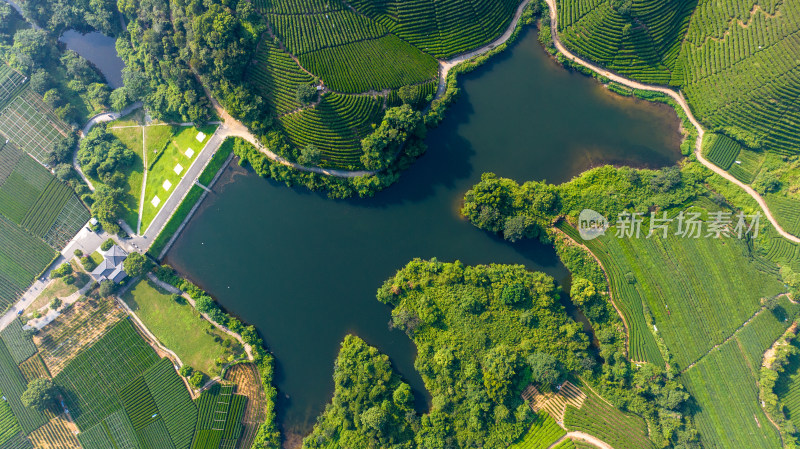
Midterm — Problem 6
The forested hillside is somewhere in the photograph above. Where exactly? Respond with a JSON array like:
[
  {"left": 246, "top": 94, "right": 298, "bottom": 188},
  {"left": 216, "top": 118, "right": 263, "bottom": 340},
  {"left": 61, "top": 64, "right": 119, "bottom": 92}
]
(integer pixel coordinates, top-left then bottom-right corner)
[{"left": 113, "top": 0, "right": 527, "bottom": 172}]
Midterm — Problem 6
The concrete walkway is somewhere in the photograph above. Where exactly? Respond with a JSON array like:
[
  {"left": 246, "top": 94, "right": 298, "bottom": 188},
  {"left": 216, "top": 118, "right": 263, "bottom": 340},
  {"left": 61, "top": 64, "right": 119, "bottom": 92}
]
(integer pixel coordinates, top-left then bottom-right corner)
[
  {"left": 127, "top": 126, "right": 224, "bottom": 250},
  {"left": 542, "top": 0, "right": 800, "bottom": 244},
  {"left": 0, "top": 227, "right": 108, "bottom": 331},
  {"left": 80, "top": 102, "right": 144, "bottom": 137}
]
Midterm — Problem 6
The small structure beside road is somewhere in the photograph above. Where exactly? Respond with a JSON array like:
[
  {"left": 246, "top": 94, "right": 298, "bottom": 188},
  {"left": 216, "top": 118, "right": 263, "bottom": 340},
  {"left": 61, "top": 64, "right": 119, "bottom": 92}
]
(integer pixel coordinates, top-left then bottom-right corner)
[{"left": 90, "top": 245, "right": 129, "bottom": 283}]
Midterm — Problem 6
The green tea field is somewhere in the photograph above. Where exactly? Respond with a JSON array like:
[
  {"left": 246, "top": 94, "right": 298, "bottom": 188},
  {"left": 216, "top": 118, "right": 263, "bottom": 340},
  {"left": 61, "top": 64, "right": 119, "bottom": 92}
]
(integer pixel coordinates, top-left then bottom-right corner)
[
  {"left": 0, "top": 143, "right": 89, "bottom": 311},
  {"left": 563, "top": 208, "right": 786, "bottom": 369}
]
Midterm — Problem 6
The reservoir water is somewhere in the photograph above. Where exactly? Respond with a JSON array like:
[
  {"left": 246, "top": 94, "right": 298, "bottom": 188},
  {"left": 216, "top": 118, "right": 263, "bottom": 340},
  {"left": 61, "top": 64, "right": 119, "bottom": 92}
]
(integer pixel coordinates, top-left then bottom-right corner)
[
  {"left": 59, "top": 30, "right": 125, "bottom": 88},
  {"left": 166, "top": 28, "right": 682, "bottom": 440}
]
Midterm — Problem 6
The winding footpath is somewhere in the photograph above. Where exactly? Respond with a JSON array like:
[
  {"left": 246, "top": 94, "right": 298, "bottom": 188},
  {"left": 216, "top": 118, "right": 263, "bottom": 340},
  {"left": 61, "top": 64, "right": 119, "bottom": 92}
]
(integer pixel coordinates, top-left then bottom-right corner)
[
  {"left": 74, "top": 102, "right": 144, "bottom": 191},
  {"left": 547, "top": 432, "right": 614, "bottom": 449},
  {"left": 195, "top": 77, "right": 375, "bottom": 178},
  {"left": 436, "top": 0, "right": 531, "bottom": 97},
  {"left": 543, "top": 0, "right": 800, "bottom": 244}
]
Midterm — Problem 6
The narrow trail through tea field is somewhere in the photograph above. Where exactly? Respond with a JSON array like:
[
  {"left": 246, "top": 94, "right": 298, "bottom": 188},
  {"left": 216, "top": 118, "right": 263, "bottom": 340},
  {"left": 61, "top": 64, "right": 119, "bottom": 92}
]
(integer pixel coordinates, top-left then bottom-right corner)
[
  {"left": 543, "top": 0, "right": 800, "bottom": 243},
  {"left": 547, "top": 432, "right": 614, "bottom": 449}
]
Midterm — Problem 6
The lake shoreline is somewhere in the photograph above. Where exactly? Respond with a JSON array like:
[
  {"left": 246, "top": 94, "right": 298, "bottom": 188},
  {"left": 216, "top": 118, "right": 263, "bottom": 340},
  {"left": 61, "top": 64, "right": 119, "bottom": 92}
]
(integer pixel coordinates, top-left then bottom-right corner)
[{"left": 165, "top": 25, "right": 682, "bottom": 439}]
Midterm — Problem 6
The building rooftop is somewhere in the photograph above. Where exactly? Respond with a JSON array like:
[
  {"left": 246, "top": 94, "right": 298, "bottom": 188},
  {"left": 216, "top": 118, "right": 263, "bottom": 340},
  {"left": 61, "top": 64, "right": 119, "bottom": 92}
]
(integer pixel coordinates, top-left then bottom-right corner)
[{"left": 90, "top": 245, "right": 128, "bottom": 283}]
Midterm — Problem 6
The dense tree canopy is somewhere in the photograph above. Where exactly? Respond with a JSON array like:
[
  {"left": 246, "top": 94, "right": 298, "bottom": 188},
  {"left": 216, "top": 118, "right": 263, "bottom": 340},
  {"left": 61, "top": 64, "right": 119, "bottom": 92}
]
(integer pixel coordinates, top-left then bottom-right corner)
[
  {"left": 0, "top": 3, "right": 15, "bottom": 45},
  {"left": 116, "top": 0, "right": 211, "bottom": 123},
  {"left": 21, "top": 0, "right": 119, "bottom": 35},
  {"left": 463, "top": 165, "right": 704, "bottom": 244},
  {"left": 303, "top": 336, "right": 417, "bottom": 449},
  {"left": 123, "top": 252, "right": 152, "bottom": 278},
  {"left": 77, "top": 126, "right": 135, "bottom": 182},
  {"left": 462, "top": 165, "right": 708, "bottom": 448},
  {"left": 376, "top": 259, "right": 589, "bottom": 448},
  {"left": 21, "top": 379, "right": 58, "bottom": 412},
  {"left": 5, "top": 24, "right": 109, "bottom": 126},
  {"left": 91, "top": 185, "right": 125, "bottom": 234},
  {"left": 361, "top": 105, "right": 427, "bottom": 171},
  {"left": 7, "top": 28, "right": 55, "bottom": 73},
  {"left": 462, "top": 173, "right": 560, "bottom": 243}
]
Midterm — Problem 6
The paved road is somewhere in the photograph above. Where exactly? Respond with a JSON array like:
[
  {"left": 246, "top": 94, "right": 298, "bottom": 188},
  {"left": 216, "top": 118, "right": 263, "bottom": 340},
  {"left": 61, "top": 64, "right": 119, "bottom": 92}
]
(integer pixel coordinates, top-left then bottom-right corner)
[
  {"left": 543, "top": 0, "right": 800, "bottom": 244},
  {"left": 80, "top": 102, "right": 143, "bottom": 136},
  {"left": 126, "top": 126, "right": 225, "bottom": 251},
  {"left": 0, "top": 227, "right": 108, "bottom": 330}
]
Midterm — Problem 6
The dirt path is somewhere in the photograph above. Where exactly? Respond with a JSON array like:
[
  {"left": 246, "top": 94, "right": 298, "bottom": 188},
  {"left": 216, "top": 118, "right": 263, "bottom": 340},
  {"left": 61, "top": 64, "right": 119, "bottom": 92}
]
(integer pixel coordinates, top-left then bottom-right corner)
[
  {"left": 436, "top": 0, "right": 531, "bottom": 98},
  {"left": 680, "top": 298, "right": 786, "bottom": 373},
  {"left": 547, "top": 432, "right": 615, "bottom": 449},
  {"left": 193, "top": 70, "right": 376, "bottom": 178},
  {"left": 147, "top": 273, "right": 254, "bottom": 362},
  {"left": 759, "top": 322, "right": 798, "bottom": 443},
  {"left": 553, "top": 226, "right": 633, "bottom": 360},
  {"left": 543, "top": 0, "right": 800, "bottom": 244}
]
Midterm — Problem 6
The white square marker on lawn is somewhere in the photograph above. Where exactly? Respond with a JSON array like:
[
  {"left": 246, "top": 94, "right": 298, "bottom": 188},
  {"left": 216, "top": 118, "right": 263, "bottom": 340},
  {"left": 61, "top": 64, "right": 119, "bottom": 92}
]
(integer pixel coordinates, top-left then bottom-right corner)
[
  {"left": 174, "top": 163, "right": 184, "bottom": 175},
  {"left": 185, "top": 148, "right": 194, "bottom": 158},
  {"left": 196, "top": 132, "right": 206, "bottom": 142},
  {"left": 162, "top": 180, "right": 172, "bottom": 191},
  {"left": 151, "top": 196, "right": 161, "bottom": 207}
]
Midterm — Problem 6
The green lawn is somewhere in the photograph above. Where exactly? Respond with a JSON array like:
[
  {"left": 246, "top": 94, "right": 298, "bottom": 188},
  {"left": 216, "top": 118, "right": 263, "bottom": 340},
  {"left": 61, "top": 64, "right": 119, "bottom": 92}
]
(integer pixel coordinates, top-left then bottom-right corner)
[
  {"left": 95, "top": 126, "right": 144, "bottom": 229},
  {"left": 111, "top": 108, "right": 145, "bottom": 127},
  {"left": 89, "top": 251, "right": 103, "bottom": 266},
  {"left": 140, "top": 125, "right": 217, "bottom": 233},
  {"left": 197, "top": 138, "right": 233, "bottom": 186},
  {"left": 144, "top": 125, "right": 175, "bottom": 160},
  {"left": 121, "top": 278, "right": 237, "bottom": 377},
  {"left": 172, "top": 125, "right": 218, "bottom": 156}
]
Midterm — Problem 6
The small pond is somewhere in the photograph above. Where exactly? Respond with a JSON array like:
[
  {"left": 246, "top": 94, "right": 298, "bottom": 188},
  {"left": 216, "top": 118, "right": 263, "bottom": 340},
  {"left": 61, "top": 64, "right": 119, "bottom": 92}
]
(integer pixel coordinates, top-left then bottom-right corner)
[{"left": 59, "top": 30, "right": 125, "bottom": 88}]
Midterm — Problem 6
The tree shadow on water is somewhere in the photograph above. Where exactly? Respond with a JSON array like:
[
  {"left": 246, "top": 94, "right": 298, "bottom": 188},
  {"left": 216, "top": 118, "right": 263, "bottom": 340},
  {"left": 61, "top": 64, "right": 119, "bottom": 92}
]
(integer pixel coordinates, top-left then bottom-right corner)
[{"left": 356, "top": 98, "right": 480, "bottom": 208}]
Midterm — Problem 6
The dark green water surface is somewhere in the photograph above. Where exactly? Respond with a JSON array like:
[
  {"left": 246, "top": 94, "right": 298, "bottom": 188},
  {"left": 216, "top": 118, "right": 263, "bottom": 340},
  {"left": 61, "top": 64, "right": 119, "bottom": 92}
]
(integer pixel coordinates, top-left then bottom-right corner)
[{"left": 166, "top": 28, "right": 681, "bottom": 437}]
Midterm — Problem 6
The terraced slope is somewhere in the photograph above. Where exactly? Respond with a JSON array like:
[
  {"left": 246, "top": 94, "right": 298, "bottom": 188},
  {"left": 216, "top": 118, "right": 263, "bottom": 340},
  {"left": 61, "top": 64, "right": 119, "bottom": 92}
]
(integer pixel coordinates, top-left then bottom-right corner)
[
  {"left": 253, "top": 0, "right": 438, "bottom": 93},
  {"left": 679, "top": 0, "right": 800, "bottom": 156},
  {"left": 558, "top": 208, "right": 785, "bottom": 369},
  {"left": 557, "top": 0, "right": 800, "bottom": 156},
  {"left": 278, "top": 93, "right": 384, "bottom": 167},
  {"left": 348, "top": 0, "right": 524, "bottom": 58},
  {"left": 246, "top": 0, "right": 524, "bottom": 168},
  {"left": 556, "top": 0, "right": 695, "bottom": 85}
]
